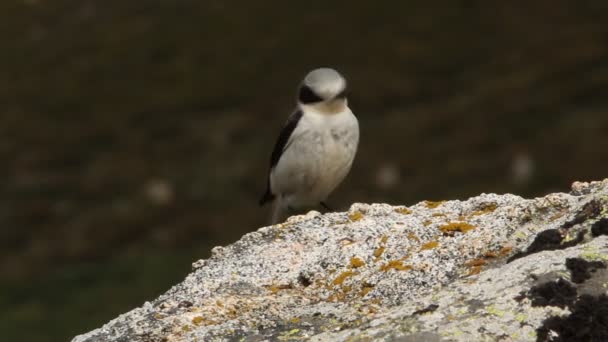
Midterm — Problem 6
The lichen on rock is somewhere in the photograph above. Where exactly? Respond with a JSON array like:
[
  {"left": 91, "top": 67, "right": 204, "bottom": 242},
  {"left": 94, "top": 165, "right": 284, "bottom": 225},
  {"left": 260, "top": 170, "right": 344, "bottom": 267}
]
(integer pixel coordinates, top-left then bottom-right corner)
[{"left": 73, "top": 179, "right": 608, "bottom": 342}]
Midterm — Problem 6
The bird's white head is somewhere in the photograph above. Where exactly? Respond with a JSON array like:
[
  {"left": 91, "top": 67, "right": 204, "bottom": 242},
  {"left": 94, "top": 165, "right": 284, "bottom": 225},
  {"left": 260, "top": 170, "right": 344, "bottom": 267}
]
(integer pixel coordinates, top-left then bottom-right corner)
[{"left": 297, "top": 68, "right": 348, "bottom": 114}]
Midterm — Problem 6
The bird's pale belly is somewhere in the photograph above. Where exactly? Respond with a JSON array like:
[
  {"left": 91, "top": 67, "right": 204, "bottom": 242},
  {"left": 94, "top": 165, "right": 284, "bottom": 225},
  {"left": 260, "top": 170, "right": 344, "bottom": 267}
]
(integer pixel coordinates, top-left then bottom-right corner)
[
  {"left": 271, "top": 128, "right": 358, "bottom": 208},
  {"left": 306, "top": 141, "right": 352, "bottom": 200}
]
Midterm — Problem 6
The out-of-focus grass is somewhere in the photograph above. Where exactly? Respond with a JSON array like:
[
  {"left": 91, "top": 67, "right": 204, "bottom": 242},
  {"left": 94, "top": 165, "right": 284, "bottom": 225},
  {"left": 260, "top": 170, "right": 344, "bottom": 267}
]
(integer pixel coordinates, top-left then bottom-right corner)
[{"left": 0, "top": 246, "right": 210, "bottom": 342}]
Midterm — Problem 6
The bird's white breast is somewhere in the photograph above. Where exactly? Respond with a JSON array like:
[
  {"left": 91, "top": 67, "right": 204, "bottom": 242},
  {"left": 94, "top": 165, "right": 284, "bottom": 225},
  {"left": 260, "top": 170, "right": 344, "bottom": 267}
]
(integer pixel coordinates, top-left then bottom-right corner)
[{"left": 270, "top": 107, "right": 359, "bottom": 208}]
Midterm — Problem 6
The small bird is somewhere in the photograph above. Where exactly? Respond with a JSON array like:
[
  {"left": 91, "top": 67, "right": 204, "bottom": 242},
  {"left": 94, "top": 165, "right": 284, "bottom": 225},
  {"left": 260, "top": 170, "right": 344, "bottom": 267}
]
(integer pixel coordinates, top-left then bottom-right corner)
[{"left": 260, "top": 68, "right": 359, "bottom": 224}]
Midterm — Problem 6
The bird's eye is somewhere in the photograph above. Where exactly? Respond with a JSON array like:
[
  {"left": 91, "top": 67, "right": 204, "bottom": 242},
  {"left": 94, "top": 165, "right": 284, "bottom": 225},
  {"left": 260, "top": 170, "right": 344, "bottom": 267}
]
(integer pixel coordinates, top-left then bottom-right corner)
[
  {"left": 335, "top": 89, "right": 348, "bottom": 99},
  {"left": 299, "top": 85, "right": 324, "bottom": 104}
]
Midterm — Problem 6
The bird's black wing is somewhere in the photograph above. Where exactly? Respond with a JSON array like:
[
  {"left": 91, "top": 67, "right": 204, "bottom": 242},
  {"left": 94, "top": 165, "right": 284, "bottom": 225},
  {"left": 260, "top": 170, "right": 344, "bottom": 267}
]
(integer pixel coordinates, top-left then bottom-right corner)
[{"left": 259, "top": 109, "right": 303, "bottom": 206}]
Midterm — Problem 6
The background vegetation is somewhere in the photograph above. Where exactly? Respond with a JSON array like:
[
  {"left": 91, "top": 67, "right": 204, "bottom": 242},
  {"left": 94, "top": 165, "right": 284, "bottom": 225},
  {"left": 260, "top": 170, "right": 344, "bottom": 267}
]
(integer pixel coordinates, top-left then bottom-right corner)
[{"left": 1, "top": 1, "right": 607, "bottom": 340}]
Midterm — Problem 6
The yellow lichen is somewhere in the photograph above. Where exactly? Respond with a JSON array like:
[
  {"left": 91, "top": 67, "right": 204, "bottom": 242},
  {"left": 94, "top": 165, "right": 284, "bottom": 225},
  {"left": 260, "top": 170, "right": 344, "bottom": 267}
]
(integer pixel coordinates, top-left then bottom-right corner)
[
  {"left": 349, "top": 211, "right": 364, "bottom": 221},
  {"left": 420, "top": 241, "right": 439, "bottom": 250},
  {"left": 286, "top": 329, "right": 300, "bottom": 336},
  {"left": 192, "top": 316, "right": 216, "bottom": 326},
  {"left": 339, "top": 238, "right": 355, "bottom": 247},
  {"left": 380, "top": 235, "right": 389, "bottom": 244},
  {"left": 431, "top": 212, "right": 446, "bottom": 217},
  {"left": 407, "top": 232, "right": 420, "bottom": 242},
  {"left": 328, "top": 292, "right": 347, "bottom": 302},
  {"left": 350, "top": 257, "right": 365, "bottom": 268},
  {"left": 395, "top": 207, "right": 412, "bottom": 215},
  {"left": 424, "top": 200, "right": 446, "bottom": 209},
  {"left": 333, "top": 271, "right": 356, "bottom": 285},
  {"left": 439, "top": 222, "right": 476, "bottom": 234},
  {"left": 373, "top": 246, "right": 385, "bottom": 258},
  {"left": 483, "top": 246, "right": 513, "bottom": 259},
  {"left": 368, "top": 298, "right": 382, "bottom": 305},
  {"left": 360, "top": 286, "right": 374, "bottom": 297},
  {"left": 580, "top": 251, "right": 608, "bottom": 262},
  {"left": 499, "top": 246, "right": 513, "bottom": 256},
  {"left": 483, "top": 251, "right": 498, "bottom": 258},
  {"left": 465, "top": 258, "right": 486, "bottom": 267},
  {"left": 467, "top": 265, "right": 482, "bottom": 276},
  {"left": 486, "top": 305, "right": 505, "bottom": 317},
  {"left": 423, "top": 220, "right": 432, "bottom": 226},
  {"left": 181, "top": 325, "right": 193, "bottom": 332},
  {"left": 471, "top": 203, "right": 498, "bottom": 216},
  {"left": 289, "top": 317, "right": 301, "bottom": 324},
  {"left": 549, "top": 211, "right": 567, "bottom": 222},
  {"left": 365, "top": 306, "right": 378, "bottom": 315},
  {"left": 267, "top": 284, "right": 292, "bottom": 293},
  {"left": 380, "top": 260, "right": 413, "bottom": 272},
  {"left": 227, "top": 309, "right": 238, "bottom": 319}
]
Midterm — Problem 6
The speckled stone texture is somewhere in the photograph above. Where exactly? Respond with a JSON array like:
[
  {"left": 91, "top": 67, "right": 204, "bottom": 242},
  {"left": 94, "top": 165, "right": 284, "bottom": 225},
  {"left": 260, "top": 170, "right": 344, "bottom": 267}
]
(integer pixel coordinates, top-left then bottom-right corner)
[{"left": 73, "top": 179, "right": 608, "bottom": 342}]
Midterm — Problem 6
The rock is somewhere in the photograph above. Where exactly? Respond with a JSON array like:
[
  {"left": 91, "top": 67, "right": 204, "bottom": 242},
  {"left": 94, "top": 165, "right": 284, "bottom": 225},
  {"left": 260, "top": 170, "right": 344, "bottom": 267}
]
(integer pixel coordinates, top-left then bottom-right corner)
[{"left": 72, "top": 179, "right": 608, "bottom": 342}]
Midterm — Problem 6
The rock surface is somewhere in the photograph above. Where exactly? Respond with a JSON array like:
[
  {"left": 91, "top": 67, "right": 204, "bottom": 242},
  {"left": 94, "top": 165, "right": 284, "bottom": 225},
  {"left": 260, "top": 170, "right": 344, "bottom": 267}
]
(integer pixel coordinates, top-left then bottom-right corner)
[{"left": 73, "top": 180, "right": 608, "bottom": 342}]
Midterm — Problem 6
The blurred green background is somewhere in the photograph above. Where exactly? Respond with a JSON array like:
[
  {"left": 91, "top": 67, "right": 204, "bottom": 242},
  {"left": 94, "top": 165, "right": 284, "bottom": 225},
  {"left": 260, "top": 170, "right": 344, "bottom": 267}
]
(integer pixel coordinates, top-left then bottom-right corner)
[{"left": 1, "top": 1, "right": 607, "bottom": 341}]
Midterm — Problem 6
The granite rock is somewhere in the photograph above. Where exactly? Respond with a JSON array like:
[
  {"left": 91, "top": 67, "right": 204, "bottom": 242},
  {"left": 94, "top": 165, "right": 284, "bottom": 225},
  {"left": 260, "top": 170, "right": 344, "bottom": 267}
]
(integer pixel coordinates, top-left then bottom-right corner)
[{"left": 73, "top": 179, "right": 608, "bottom": 341}]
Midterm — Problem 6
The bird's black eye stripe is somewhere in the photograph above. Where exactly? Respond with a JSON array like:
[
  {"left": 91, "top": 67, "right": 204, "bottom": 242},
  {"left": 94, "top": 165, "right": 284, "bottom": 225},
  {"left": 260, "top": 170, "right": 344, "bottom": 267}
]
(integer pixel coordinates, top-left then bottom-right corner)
[
  {"left": 299, "top": 85, "right": 324, "bottom": 104},
  {"left": 335, "top": 89, "right": 347, "bottom": 99}
]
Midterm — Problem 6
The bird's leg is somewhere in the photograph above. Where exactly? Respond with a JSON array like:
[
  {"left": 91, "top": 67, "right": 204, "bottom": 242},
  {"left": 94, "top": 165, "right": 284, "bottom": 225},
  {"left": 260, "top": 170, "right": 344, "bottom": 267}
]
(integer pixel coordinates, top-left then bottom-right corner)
[{"left": 320, "top": 201, "right": 333, "bottom": 212}]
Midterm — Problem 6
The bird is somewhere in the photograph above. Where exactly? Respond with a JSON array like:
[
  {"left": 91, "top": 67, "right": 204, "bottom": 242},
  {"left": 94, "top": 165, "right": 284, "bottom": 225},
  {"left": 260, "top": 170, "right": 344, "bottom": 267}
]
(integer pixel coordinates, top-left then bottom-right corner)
[{"left": 259, "top": 67, "right": 359, "bottom": 224}]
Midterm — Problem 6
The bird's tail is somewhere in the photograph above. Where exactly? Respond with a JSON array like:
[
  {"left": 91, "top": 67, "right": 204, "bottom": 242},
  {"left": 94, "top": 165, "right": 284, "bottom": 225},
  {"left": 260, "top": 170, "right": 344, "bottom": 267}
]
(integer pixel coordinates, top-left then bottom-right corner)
[
  {"left": 259, "top": 179, "right": 275, "bottom": 206},
  {"left": 270, "top": 199, "right": 287, "bottom": 225}
]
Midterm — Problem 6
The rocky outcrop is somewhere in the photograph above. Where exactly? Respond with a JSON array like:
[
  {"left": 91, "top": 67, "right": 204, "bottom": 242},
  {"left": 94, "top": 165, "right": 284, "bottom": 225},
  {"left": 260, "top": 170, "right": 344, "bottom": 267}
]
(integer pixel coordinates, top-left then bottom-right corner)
[{"left": 73, "top": 180, "right": 608, "bottom": 341}]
